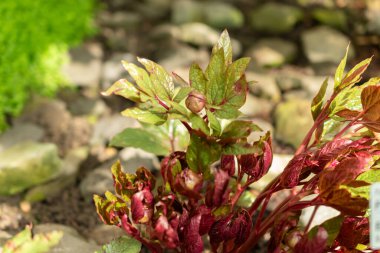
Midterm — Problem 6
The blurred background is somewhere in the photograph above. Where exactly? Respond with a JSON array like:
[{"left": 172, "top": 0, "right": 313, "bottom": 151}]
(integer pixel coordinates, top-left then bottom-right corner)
[{"left": 0, "top": 0, "right": 380, "bottom": 252}]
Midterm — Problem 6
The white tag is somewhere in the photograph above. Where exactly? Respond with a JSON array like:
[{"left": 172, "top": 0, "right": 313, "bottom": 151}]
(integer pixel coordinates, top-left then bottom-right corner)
[{"left": 371, "top": 183, "right": 380, "bottom": 250}]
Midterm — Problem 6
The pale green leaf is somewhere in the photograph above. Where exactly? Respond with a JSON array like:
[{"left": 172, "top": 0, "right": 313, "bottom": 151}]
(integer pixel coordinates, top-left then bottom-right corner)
[
  {"left": 205, "top": 48, "right": 226, "bottom": 105},
  {"left": 102, "top": 79, "right": 145, "bottom": 102},
  {"left": 214, "top": 29, "right": 233, "bottom": 65},
  {"left": 122, "top": 61, "right": 155, "bottom": 97},
  {"left": 340, "top": 57, "right": 372, "bottom": 90},
  {"left": 137, "top": 57, "right": 174, "bottom": 101},
  {"left": 102, "top": 236, "right": 142, "bottom": 253},
  {"left": 311, "top": 77, "right": 329, "bottom": 121},
  {"left": 189, "top": 63, "right": 207, "bottom": 94},
  {"left": 334, "top": 45, "right": 349, "bottom": 89},
  {"left": 186, "top": 133, "right": 221, "bottom": 175},
  {"left": 189, "top": 113, "right": 210, "bottom": 134},
  {"left": 173, "top": 87, "right": 192, "bottom": 103},
  {"left": 225, "top": 57, "right": 250, "bottom": 98},
  {"left": 221, "top": 120, "right": 261, "bottom": 139},
  {"left": 121, "top": 107, "right": 167, "bottom": 125},
  {"left": 206, "top": 110, "right": 222, "bottom": 136},
  {"left": 222, "top": 143, "right": 261, "bottom": 155},
  {"left": 110, "top": 128, "right": 171, "bottom": 155}
]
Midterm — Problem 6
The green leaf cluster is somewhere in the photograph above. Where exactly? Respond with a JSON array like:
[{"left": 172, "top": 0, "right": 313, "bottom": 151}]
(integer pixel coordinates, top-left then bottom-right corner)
[
  {"left": 0, "top": 0, "right": 96, "bottom": 131},
  {"left": 2, "top": 226, "right": 62, "bottom": 253}
]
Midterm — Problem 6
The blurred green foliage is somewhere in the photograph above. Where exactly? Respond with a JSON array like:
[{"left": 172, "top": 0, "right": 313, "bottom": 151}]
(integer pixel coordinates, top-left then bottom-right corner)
[{"left": 0, "top": 0, "right": 96, "bottom": 131}]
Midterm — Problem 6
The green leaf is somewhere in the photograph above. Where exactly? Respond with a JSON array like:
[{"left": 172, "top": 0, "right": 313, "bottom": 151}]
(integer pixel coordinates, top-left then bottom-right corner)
[
  {"left": 189, "top": 113, "right": 210, "bottom": 134},
  {"left": 221, "top": 120, "right": 261, "bottom": 139},
  {"left": 121, "top": 107, "right": 167, "bottom": 125},
  {"left": 340, "top": 57, "right": 372, "bottom": 90},
  {"left": 309, "top": 215, "right": 343, "bottom": 246},
  {"left": 102, "top": 236, "right": 142, "bottom": 253},
  {"left": 205, "top": 48, "right": 226, "bottom": 105},
  {"left": 214, "top": 29, "right": 233, "bottom": 65},
  {"left": 137, "top": 57, "right": 174, "bottom": 101},
  {"left": 334, "top": 45, "right": 349, "bottom": 90},
  {"left": 122, "top": 61, "right": 155, "bottom": 97},
  {"left": 225, "top": 57, "right": 250, "bottom": 97},
  {"left": 311, "top": 77, "right": 329, "bottom": 121},
  {"left": 186, "top": 133, "right": 221, "bottom": 175},
  {"left": 102, "top": 79, "right": 144, "bottom": 103},
  {"left": 222, "top": 143, "right": 261, "bottom": 155},
  {"left": 206, "top": 110, "right": 222, "bottom": 136},
  {"left": 172, "top": 72, "right": 189, "bottom": 87},
  {"left": 173, "top": 87, "right": 192, "bottom": 103},
  {"left": 357, "top": 168, "right": 380, "bottom": 183},
  {"left": 110, "top": 128, "right": 171, "bottom": 155},
  {"left": 189, "top": 63, "right": 207, "bottom": 94},
  {"left": 2, "top": 226, "right": 62, "bottom": 253},
  {"left": 214, "top": 105, "right": 241, "bottom": 119}
]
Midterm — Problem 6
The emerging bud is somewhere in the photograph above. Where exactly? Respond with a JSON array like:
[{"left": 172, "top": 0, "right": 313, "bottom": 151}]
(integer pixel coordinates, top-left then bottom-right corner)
[{"left": 185, "top": 90, "right": 205, "bottom": 113}]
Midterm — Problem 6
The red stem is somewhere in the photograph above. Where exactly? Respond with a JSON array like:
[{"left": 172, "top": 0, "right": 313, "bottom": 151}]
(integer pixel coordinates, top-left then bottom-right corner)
[{"left": 304, "top": 205, "right": 320, "bottom": 233}]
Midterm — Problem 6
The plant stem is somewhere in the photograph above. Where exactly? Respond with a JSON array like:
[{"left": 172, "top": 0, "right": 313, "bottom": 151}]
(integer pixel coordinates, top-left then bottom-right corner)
[
  {"left": 334, "top": 111, "right": 364, "bottom": 139},
  {"left": 304, "top": 205, "right": 319, "bottom": 233}
]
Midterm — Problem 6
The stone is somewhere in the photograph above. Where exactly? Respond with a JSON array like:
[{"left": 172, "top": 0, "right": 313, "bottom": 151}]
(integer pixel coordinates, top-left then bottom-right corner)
[
  {"left": 297, "top": 0, "right": 334, "bottom": 7},
  {"left": 119, "top": 147, "right": 160, "bottom": 172},
  {"left": 62, "top": 43, "right": 103, "bottom": 90},
  {"left": 203, "top": 2, "right": 244, "bottom": 28},
  {"left": 249, "top": 3, "right": 303, "bottom": 34},
  {"left": 246, "top": 38, "right": 297, "bottom": 67},
  {"left": 90, "top": 114, "right": 139, "bottom": 147},
  {"left": 240, "top": 94, "right": 274, "bottom": 120},
  {"left": 366, "top": 2, "right": 380, "bottom": 35},
  {"left": 171, "top": 0, "right": 203, "bottom": 24},
  {"left": 102, "top": 53, "right": 136, "bottom": 91},
  {"left": 79, "top": 165, "right": 114, "bottom": 201},
  {"left": 301, "top": 26, "right": 353, "bottom": 64},
  {"left": 98, "top": 11, "right": 141, "bottom": 30},
  {"left": 0, "top": 204, "right": 23, "bottom": 230},
  {"left": 274, "top": 99, "right": 314, "bottom": 148},
  {"left": 311, "top": 8, "right": 348, "bottom": 30},
  {"left": 137, "top": 0, "right": 172, "bottom": 19},
  {"left": 275, "top": 75, "right": 303, "bottom": 92},
  {"left": 246, "top": 72, "right": 282, "bottom": 103},
  {"left": 177, "top": 23, "right": 221, "bottom": 47},
  {"left": 0, "top": 142, "right": 62, "bottom": 195},
  {"left": 88, "top": 225, "right": 124, "bottom": 245},
  {"left": 67, "top": 96, "right": 109, "bottom": 117},
  {"left": 33, "top": 224, "right": 100, "bottom": 253},
  {"left": 0, "top": 123, "right": 44, "bottom": 153},
  {"left": 158, "top": 43, "right": 209, "bottom": 71},
  {"left": 24, "top": 147, "right": 89, "bottom": 202}
]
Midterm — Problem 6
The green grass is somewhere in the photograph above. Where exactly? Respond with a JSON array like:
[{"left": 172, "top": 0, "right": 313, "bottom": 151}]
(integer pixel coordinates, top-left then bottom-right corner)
[{"left": 0, "top": 0, "right": 97, "bottom": 131}]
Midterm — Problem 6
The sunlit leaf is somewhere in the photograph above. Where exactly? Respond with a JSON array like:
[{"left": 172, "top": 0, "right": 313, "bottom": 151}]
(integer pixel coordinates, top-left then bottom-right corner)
[
  {"left": 102, "top": 236, "right": 142, "bottom": 253},
  {"left": 334, "top": 45, "right": 349, "bottom": 90},
  {"left": 311, "top": 77, "right": 329, "bottom": 121},
  {"left": 190, "top": 63, "right": 207, "bottom": 94},
  {"left": 122, "top": 107, "right": 167, "bottom": 125}
]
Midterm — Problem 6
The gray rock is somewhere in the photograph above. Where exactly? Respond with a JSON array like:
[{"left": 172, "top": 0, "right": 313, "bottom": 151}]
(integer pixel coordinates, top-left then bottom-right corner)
[
  {"left": 0, "top": 142, "right": 62, "bottom": 195},
  {"left": 62, "top": 43, "right": 103, "bottom": 90},
  {"left": 311, "top": 8, "right": 348, "bottom": 30},
  {"left": 274, "top": 99, "right": 314, "bottom": 148},
  {"left": 246, "top": 72, "right": 282, "bottom": 103},
  {"left": 119, "top": 147, "right": 160, "bottom": 172},
  {"left": 80, "top": 165, "right": 114, "bottom": 200},
  {"left": 98, "top": 11, "right": 141, "bottom": 30},
  {"left": 0, "top": 123, "right": 44, "bottom": 153},
  {"left": 102, "top": 53, "right": 136, "bottom": 91},
  {"left": 275, "top": 75, "right": 303, "bottom": 92},
  {"left": 24, "top": 147, "right": 89, "bottom": 202},
  {"left": 91, "top": 114, "right": 139, "bottom": 146},
  {"left": 88, "top": 225, "right": 124, "bottom": 245},
  {"left": 137, "top": 0, "right": 172, "bottom": 19},
  {"left": 246, "top": 38, "right": 297, "bottom": 67},
  {"left": 67, "top": 97, "right": 109, "bottom": 117},
  {"left": 0, "top": 204, "right": 23, "bottom": 230},
  {"left": 203, "top": 2, "right": 244, "bottom": 28},
  {"left": 240, "top": 94, "right": 274, "bottom": 119},
  {"left": 158, "top": 43, "right": 210, "bottom": 71},
  {"left": 171, "top": 0, "right": 203, "bottom": 24},
  {"left": 301, "top": 26, "right": 353, "bottom": 64},
  {"left": 249, "top": 3, "right": 303, "bottom": 34},
  {"left": 283, "top": 90, "right": 310, "bottom": 101},
  {"left": 366, "top": 6, "right": 380, "bottom": 35},
  {"left": 33, "top": 224, "right": 100, "bottom": 253}
]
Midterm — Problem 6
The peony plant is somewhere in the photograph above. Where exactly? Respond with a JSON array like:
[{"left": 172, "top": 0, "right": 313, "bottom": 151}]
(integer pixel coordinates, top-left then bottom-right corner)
[{"left": 94, "top": 31, "right": 380, "bottom": 253}]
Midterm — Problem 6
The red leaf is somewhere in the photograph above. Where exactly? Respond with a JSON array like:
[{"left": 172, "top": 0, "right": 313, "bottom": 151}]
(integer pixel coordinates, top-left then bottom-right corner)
[
  {"left": 209, "top": 209, "right": 251, "bottom": 250},
  {"left": 336, "top": 109, "right": 361, "bottom": 120},
  {"left": 280, "top": 153, "right": 314, "bottom": 188},
  {"left": 221, "top": 155, "right": 235, "bottom": 176},
  {"left": 131, "top": 188, "right": 154, "bottom": 224},
  {"left": 206, "top": 169, "right": 230, "bottom": 208},
  {"left": 153, "top": 215, "right": 179, "bottom": 249},
  {"left": 361, "top": 85, "right": 380, "bottom": 122},
  {"left": 335, "top": 216, "right": 369, "bottom": 249},
  {"left": 294, "top": 227, "right": 328, "bottom": 253}
]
